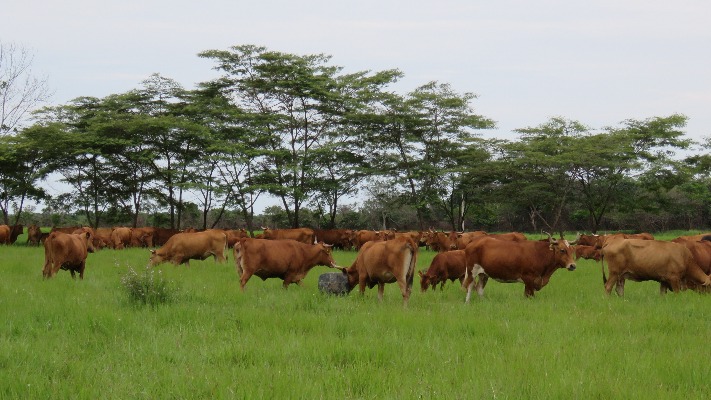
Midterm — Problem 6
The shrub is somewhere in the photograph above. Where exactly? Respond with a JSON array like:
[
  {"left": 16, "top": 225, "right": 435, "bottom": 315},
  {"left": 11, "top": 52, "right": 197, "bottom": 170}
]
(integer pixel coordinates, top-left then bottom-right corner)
[{"left": 121, "top": 267, "right": 178, "bottom": 307}]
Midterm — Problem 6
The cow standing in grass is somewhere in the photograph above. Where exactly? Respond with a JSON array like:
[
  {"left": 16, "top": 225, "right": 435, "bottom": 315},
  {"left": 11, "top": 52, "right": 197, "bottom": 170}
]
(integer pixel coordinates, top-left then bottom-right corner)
[
  {"left": 234, "top": 238, "right": 338, "bottom": 290},
  {"left": 335, "top": 236, "right": 418, "bottom": 306},
  {"left": 43, "top": 231, "right": 95, "bottom": 280},
  {"left": 149, "top": 230, "right": 227, "bottom": 267}
]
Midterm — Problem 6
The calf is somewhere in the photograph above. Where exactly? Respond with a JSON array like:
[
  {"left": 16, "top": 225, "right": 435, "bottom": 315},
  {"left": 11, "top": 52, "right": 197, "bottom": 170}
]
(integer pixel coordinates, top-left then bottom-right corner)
[{"left": 419, "top": 250, "right": 466, "bottom": 291}]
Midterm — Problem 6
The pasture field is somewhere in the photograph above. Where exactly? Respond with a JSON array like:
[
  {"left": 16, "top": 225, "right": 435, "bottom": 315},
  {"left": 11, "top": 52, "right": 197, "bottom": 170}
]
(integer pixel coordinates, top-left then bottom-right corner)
[{"left": 2, "top": 232, "right": 711, "bottom": 399}]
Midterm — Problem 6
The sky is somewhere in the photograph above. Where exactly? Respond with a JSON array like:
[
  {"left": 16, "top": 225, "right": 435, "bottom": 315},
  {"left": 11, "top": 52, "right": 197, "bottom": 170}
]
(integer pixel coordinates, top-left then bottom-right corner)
[{"left": 3, "top": 0, "right": 711, "bottom": 212}]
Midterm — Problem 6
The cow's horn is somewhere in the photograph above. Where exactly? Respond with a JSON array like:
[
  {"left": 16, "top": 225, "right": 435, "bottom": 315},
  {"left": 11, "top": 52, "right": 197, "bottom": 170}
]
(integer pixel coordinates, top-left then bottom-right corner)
[
  {"left": 331, "top": 264, "right": 346, "bottom": 271},
  {"left": 542, "top": 231, "right": 553, "bottom": 242}
]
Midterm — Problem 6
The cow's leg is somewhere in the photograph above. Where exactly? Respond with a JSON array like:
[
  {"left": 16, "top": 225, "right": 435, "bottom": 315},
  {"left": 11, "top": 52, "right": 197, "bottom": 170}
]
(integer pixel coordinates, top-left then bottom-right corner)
[
  {"left": 523, "top": 282, "right": 536, "bottom": 297},
  {"left": 476, "top": 274, "right": 488, "bottom": 297},
  {"left": 377, "top": 283, "right": 385, "bottom": 302},
  {"left": 79, "top": 262, "right": 85, "bottom": 280},
  {"left": 398, "top": 280, "right": 410, "bottom": 307},
  {"left": 604, "top": 273, "right": 618, "bottom": 295},
  {"left": 70, "top": 269, "right": 76, "bottom": 279},
  {"left": 659, "top": 282, "right": 670, "bottom": 294},
  {"left": 358, "top": 277, "right": 367, "bottom": 296},
  {"left": 240, "top": 270, "right": 254, "bottom": 291},
  {"left": 615, "top": 277, "right": 625, "bottom": 297}
]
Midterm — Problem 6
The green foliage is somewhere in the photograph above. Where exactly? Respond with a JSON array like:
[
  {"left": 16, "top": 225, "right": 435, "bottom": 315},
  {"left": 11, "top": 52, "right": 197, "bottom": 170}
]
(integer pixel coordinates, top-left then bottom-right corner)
[{"left": 120, "top": 266, "right": 179, "bottom": 307}]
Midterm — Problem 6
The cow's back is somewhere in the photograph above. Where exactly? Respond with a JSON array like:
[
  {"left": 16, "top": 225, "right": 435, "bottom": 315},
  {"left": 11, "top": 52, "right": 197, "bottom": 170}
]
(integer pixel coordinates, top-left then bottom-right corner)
[{"left": 604, "top": 240, "right": 689, "bottom": 279}]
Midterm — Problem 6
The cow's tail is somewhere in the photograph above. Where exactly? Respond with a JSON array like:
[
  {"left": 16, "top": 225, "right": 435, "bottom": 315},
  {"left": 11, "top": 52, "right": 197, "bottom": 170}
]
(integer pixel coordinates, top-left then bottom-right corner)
[
  {"left": 601, "top": 253, "right": 608, "bottom": 285},
  {"left": 405, "top": 239, "right": 417, "bottom": 292}
]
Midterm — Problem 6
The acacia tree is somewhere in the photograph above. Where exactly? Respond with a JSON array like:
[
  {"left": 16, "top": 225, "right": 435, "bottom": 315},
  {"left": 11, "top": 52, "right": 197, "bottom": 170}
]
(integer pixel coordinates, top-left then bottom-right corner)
[
  {"left": 199, "top": 45, "right": 400, "bottom": 227},
  {"left": 0, "top": 131, "right": 48, "bottom": 224},
  {"left": 365, "top": 82, "right": 494, "bottom": 230}
]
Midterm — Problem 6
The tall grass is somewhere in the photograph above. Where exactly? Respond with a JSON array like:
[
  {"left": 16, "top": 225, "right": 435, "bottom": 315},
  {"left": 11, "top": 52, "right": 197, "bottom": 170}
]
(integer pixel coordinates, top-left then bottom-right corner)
[{"left": 1, "top": 237, "right": 711, "bottom": 398}]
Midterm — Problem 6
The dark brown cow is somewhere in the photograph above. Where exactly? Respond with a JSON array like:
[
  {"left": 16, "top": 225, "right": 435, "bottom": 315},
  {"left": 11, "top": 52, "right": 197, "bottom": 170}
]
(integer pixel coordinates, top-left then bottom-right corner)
[
  {"left": 261, "top": 227, "right": 315, "bottom": 244},
  {"left": 574, "top": 245, "right": 602, "bottom": 261},
  {"left": 110, "top": 227, "right": 132, "bottom": 249},
  {"left": 334, "top": 236, "right": 418, "bottom": 306},
  {"left": 675, "top": 239, "right": 711, "bottom": 275},
  {"left": 234, "top": 238, "right": 338, "bottom": 290},
  {"left": 419, "top": 250, "right": 466, "bottom": 291},
  {"left": 463, "top": 234, "right": 576, "bottom": 301},
  {"left": 601, "top": 238, "right": 711, "bottom": 295},
  {"left": 27, "top": 224, "right": 43, "bottom": 246},
  {"left": 42, "top": 231, "right": 95, "bottom": 279},
  {"left": 314, "top": 229, "right": 354, "bottom": 250},
  {"left": 149, "top": 230, "right": 227, "bottom": 267},
  {"left": 0, "top": 224, "right": 23, "bottom": 245},
  {"left": 152, "top": 228, "right": 181, "bottom": 246},
  {"left": 130, "top": 227, "right": 155, "bottom": 248}
]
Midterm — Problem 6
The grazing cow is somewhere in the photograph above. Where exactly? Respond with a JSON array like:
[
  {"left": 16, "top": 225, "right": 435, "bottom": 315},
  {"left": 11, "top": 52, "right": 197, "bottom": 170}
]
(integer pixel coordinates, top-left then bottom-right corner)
[
  {"left": 71, "top": 227, "right": 107, "bottom": 250},
  {"left": 674, "top": 239, "right": 711, "bottom": 275},
  {"left": 574, "top": 245, "right": 602, "bottom": 261},
  {"left": 27, "top": 224, "right": 44, "bottom": 246},
  {"left": 601, "top": 238, "right": 711, "bottom": 295},
  {"left": 314, "top": 229, "right": 354, "bottom": 250},
  {"left": 0, "top": 224, "right": 23, "bottom": 245},
  {"left": 149, "top": 230, "right": 227, "bottom": 267},
  {"left": 111, "top": 227, "right": 133, "bottom": 249},
  {"left": 94, "top": 228, "right": 113, "bottom": 249},
  {"left": 334, "top": 236, "right": 418, "bottom": 306},
  {"left": 234, "top": 238, "right": 338, "bottom": 290},
  {"left": 42, "top": 231, "right": 95, "bottom": 279},
  {"left": 419, "top": 250, "right": 466, "bottom": 291},
  {"left": 463, "top": 234, "right": 576, "bottom": 301},
  {"left": 261, "top": 227, "right": 315, "bottom": 244}
]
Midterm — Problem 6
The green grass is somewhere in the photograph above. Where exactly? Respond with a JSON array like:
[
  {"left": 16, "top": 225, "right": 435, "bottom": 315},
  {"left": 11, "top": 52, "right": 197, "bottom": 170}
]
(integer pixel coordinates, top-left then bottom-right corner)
[{"left": 2, "top": 236, "right": 711, "bottom": 399}]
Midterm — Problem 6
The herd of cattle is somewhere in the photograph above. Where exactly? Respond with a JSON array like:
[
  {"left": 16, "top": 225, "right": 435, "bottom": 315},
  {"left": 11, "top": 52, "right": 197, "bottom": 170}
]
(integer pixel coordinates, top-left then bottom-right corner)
[{"left": 2, "top": 224, "right": 711, "bottom": 305}]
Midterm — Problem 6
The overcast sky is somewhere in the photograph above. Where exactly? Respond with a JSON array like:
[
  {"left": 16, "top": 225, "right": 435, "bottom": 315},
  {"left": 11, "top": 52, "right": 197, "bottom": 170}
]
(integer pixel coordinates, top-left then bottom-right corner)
[{"left": 4, "top": 0, "right": 711, "bottom": 211}]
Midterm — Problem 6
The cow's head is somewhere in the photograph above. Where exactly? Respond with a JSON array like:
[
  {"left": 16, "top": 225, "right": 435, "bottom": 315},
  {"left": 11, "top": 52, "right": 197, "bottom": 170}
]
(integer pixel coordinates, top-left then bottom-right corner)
[
  {"left": 80, "top": 231, "right": 96, "bottom": 253},
  {"left": 332, "top": 264, "right": 358, "bottom": 292},
  {"left": 314, "top": 242, "right": 338, "bottom": 268},
  {"left": 148, "top": 249, "right": 165, "bottom": 267},
  {"left": 419, "top": 270, "right": 433, "bottom": 292},
  {"left": 545, "top": 232, "right": 576, "bottom": 271}
]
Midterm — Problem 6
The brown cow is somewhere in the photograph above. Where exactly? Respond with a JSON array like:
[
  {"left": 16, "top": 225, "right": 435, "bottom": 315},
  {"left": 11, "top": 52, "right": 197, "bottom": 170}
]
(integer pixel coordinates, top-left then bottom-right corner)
[
  {"left": 463, "top": 234, "right": 576, "bottom": 301},
  {"left": 152, "top": 228, "right": 181, "bottom": 246},
  {"left": 574, "top": 245, "right": 602, "bottom": 261},
  {"left": 149, "top": 230, "right": 227, "bottom": 267},
  {"left": 593, "top": 232, "right": 654, "bottom": 249},
  {"left": 353, "top": 230, "right": 385, "bottom": 250},
  {"left": 334, "top": 236, "right": 418, "bottom": 306},
  {"left": 455, "top": 231, "right": 488, "bottom": 250},
  {"left": 672, "top": 233, "right": 711, "bottom": 243},
  {"left": 234, "top": 238, "right": 338, "bottom": 290},
  {"left": 130, "top": 227, "right": 155, "bottom": 248},
  {"left": 0, "top": 224, "right": 23, "bottom": 245},
  {"left": 224, "top": 229, "right": 249, "bottom": 248},
  {"left": 27, "top": 224, "right": 43, "bottom": 246},
  {"left": 71, "top": 227, "right": 106, "bottom": 250},
  {"left": 424, "top": 230, "right": 457, "bottom": 252},
  {"left": 601, "top": 238, "right": 711, "bottom": 295},
  {"left": 419, "top": 250, "right": 466, "bottom": 291},
  {"left": 261, "top": 227, "right": 315, "bottom": 244},
  {"left": 314, "top": 229, "right": 355, "bottom": 250},
  {"left": 111, "top": 227, "right": 132, "bottom": 249},
  {"left": 42, "top": 231, "right": 95, "bottom": 279}
]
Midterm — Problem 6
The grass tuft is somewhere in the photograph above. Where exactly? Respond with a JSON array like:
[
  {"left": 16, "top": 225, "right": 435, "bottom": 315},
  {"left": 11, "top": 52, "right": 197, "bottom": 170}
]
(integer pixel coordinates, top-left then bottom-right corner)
[{"left": 120, "top": 266, "right": 179, "bottom": 307}]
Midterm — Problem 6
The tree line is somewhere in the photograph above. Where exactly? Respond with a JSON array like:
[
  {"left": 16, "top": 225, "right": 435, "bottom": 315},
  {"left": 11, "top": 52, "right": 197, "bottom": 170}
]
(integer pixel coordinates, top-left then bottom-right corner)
[{"left": 1, "top": 44, "right": 710, "bottom": 234}]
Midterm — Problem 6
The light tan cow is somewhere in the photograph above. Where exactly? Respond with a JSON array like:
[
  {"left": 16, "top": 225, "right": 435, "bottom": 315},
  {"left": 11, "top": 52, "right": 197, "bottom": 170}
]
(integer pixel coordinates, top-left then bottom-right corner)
[
  {"left": 43, "top": 231, "right": 95, "bottom": 279},
  {"left": 149, "top": 230, "right": 227, "bottom": 267}
]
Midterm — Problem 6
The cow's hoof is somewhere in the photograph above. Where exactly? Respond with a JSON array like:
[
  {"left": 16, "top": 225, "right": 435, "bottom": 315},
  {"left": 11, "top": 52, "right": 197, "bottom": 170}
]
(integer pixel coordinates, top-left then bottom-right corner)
[{"left": 318, "top": 272, "right": 349, "bottom": 296}]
